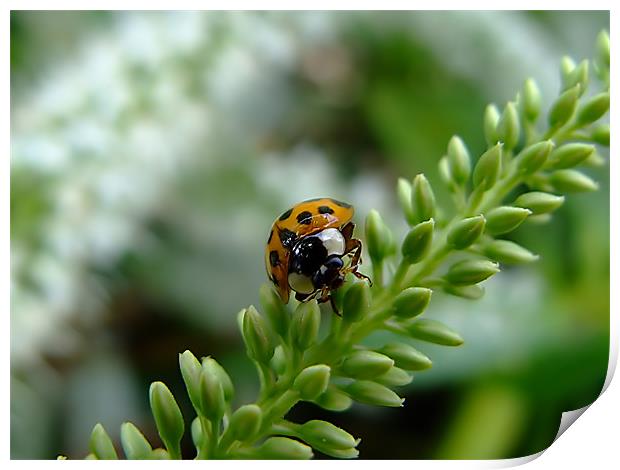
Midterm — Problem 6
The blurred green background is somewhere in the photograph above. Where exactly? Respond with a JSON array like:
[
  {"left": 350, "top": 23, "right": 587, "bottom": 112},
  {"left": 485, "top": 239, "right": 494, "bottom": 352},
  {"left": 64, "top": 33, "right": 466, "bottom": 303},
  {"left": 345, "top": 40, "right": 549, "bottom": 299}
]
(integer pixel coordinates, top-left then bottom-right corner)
[{"left": 10, "top": 11, "right": 609, "bottom": 460}]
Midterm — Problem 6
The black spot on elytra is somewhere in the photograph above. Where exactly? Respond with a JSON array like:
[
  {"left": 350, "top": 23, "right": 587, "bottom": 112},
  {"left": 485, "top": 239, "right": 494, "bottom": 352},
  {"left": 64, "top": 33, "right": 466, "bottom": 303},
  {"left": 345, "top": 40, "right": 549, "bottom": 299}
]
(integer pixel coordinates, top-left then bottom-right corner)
[
  {"left": 279, "top": 208, "right": 293, "bottom": 221},
  {"left": 269, "top": 250, "right": 280, "bottom": 267},
  {"left": 318, "top": 205, "right": 334, "bottom": 214},
  {"left": 279, "top": 228, "right": 297, "bottom": 249},
  {"left": 297, "top": 211, "right": 313, "bottom": 224},
  {"left": 329, "top": 198, "right": 352, "bottom": 208},
  {"left": 267, "top": 230, "right": 273, "bottom": 243}
]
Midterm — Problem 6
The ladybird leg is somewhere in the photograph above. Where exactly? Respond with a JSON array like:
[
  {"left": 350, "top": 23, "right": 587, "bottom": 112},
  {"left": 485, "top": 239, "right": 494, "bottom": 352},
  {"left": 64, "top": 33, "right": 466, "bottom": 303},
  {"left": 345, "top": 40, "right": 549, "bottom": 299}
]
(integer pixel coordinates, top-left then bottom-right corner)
[
  {"left": 329, "top": 294, "right": 342, "bottom": 317},
  {"left": 295, "top": 292, "right": 311, "bottom": 302},
  {"left": 344, "top": 239, "right": 373, "bottom": 287}
]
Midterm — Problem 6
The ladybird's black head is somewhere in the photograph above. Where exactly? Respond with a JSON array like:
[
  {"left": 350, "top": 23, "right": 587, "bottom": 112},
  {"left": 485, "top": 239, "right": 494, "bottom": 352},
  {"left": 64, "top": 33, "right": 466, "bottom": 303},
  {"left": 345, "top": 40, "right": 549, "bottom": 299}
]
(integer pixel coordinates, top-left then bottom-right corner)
[{"left": 289, "top": 236, "right": 327, "bottom": 276}]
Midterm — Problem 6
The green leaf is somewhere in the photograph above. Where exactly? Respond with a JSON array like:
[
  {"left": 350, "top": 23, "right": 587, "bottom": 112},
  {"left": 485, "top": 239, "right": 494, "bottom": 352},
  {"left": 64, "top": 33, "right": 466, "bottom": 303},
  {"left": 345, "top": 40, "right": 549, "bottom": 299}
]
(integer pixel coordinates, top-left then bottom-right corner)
[
  {"left": 120, "top": 422, "right": 152, "bottom": 460},
  {"left": 402, "top": 319, "right": 464, "bottom": 346},
  {"left": 392, "top": 287, "right": 432, "bottom": 319},
  {"left": 89, "top": 423, "right": 118, "bottom": 460},
  {"left": 339, "top": 350, "right": 394, "bottom": 379}
]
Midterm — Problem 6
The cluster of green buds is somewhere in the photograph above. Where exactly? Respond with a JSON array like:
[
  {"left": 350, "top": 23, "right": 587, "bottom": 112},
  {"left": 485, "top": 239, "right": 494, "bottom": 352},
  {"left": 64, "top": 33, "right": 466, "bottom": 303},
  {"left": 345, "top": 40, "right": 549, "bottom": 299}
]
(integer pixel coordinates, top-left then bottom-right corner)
[{"left": 82, "top": 30, "right": 609, "bottom": 460}]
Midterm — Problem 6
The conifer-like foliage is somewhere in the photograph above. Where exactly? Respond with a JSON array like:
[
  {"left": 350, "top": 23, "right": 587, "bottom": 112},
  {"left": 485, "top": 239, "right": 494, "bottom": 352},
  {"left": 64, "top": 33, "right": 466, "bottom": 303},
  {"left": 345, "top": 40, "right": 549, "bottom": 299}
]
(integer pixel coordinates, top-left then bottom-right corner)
[{"left": 83, "top": 31, "right": 610, "bottom": 460}]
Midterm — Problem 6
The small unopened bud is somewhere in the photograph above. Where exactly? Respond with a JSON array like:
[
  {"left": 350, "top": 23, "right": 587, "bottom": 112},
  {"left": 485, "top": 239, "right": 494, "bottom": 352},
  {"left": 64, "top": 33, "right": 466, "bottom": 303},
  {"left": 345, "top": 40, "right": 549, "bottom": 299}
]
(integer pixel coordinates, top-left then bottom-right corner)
[
  {"left": 516, "top": 140, "right": 554, "bottom": 174},
  {"left": 576, "top": 92, "right": 610, "bottom": 126},
  {"left": 522, "top": 78, "right": 541, "bottom": 122},
  {"left": 149, "top": 382, "right": 184, "bottom": 456},
  {"left": 443, "top": 283, "right": 485, "bottom": 300},
  {"left": 291, "top": 301, "right": 320, "bottom": 351},
  {"left": 411, "top": 174, "right": 436, "bottom": 223},
  {"left": 89, "top": 423, "right": 118, "bottom": 460},
  {"left": 344, "top": 380, "right": 404, "bottom": 407},
  {"left": 483, "top": 104, "right": 500, "bottom": 147},
  {"left": 227, "top": 404, "right": 262, "bottom": 442},
  {"left": 514, "top": 192, "right": 565, "bottom": 215},
  {"left": 392, "top": 287, "right": 432, "bottom": 319},
  {"left": 340, "top": 350, "right": 394, "bottom": 379},
  {"left": 314, "top": 386, "right": 353, "bottom": 412},
  {"left": 447, "top": 135, "right": 471, "bottom": 185},
  {"left": 293, "top": 365, "right": 331, "bottom": 400},
  {"left": 242, "top": 306, "right": 274, "bottom": 363},
  {"left": 402, "top": 319, "right": 464, "bottom": 346},
  {"left": 473, "top": 143, "right": 502, "bottom": 191},
  {"left": 402, "top": 219, "right": 434, "bottom": 264},
  {"left": 374, "top": 367, "right": 413, "bottom": 387},
  {"left": 179, "top": 350, "right": 202, "bottom": 413},
  {"left": 150, "top": 449, "right": 170, "bottom": 459},
  {"left": 591, "top": 124, "right": 610, "bottom": 147},
  {"left": 298, "top": 420, "right": 358, "bottom": 452},
  {"left": 563, "top": 59, "right": 589, "bottom": 95},
  {"left": 342, "top": 281, "right": 370, "bottom": 323},
  {"left": 485, "top": 206, "right": 531, "bottom": 235},
  {"left": 397, "top": 178, "right": 415, "bottom": 225},
  {"left": 484, "top": 240, "right": 539, "bottom": 264},
  {"left": 438, "top": 156, "right": 456, "bottom": 191},
  {"left": 497, "top": 102, "right": 520, "bottom": 151},
  {"left": 447, "top": 215, "right": 486, "bottom": 249},
  {"left": 379, "top": 342, "right": 432, "bottom": 370},
  {"left": 121, "top": 422, "right": 152, "bottom": 460},
  {"left": 596, "top": 30, "right": 610, "bottom": 69},
  {"left": 365, "top": 209, "right": 390, "bottom": 262},
  {"left": 560, "top": 55, "right": 576, "bottom": 79},
  {"left": 549, "top": 169, "right": 598, "bottom": 192},
  {"left": 445, "top": 259, "right": 500, "bottom": 286},
  {"left": 259, "top": 283, "right": 289, "bottom": 339},
  {"left": 199, "top": 360, "right": 227, "bottom": 422},
  {"left": 191, "top": 417, "right": 204, "bottom": 449},
  {"left": 549, "top": 84, "right": 580, "bottom": 128},
  {"left": 547, "top": 143, "right": 595, "bottom": 169},
  {"left": 256, "top": 437, "right": 313, "bottom": 460}
]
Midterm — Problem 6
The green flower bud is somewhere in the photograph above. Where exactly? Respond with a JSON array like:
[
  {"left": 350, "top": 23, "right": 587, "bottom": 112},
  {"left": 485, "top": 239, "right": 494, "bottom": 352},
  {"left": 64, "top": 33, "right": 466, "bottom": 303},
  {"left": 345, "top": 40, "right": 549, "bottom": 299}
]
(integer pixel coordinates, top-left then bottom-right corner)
[
  {"left": 402, "top": 319, "right": 464, "bottom": 346},
  {"left": 514, "top": 191, "right": 565, "bottom": 215},
  {"left": 402, "top": 219, "right": 434, "bottom": 264},
  {"left": 298, "top": 420, "right": 358, "bottom": 453},
  {"left": 596, "top": 30, "right": 610, "bottom": 69},
  {"left": 291, "top": 301, "right": 320, "bottom": 351},
  {"left": 549, "top": 84, "right": 580, "bottom": 128},
  {"left": 497, "top": 102, "right": 520, "bottom": 151},
  {"left": 411, "top": 174, "right": 436, "bottom": 223},
  {"left": 379, "top": 342, "right": 432, "bottom": 370},
  {"left": 547, "top": 143, "right": 595, "bottom": 169},
  {"left": 199, "top": 360, "right": 227, "bottom": 422},
  {"left": 374, "top": 367, "right": 413, "bottom": 387},
  {"left": 344, "top": 380, "right": 404, "bottom": 407},
  {"left": 550, "top": 169, "right": 598, "bottom": 192},
  {"left": 522, "top": 78, "right": 541, "bottom": 121},
  {"left": 150, "top": 449, "right": 170, "bottom": 459},
  {"left": 339, "top": 350, "right": 394, "bottom": 379},
  {"left": 484, "top": 239, "right": 539, "bottom": 264},
  {"left": 438, "top": 156, "right": 456, "bottom": 191},
  {"left": 242, "top": 305, "right": 274, "bottom": 363},
  {"left": 392, "top": 287, "right": 432, "bottom": 319},
  {"left": 203, "top": 357, "right": 234, "bottom": 403},
  {"left": 445, "top": 259, "right": 500, "bottom": 286},
  {"left": 365, "top": 209, "right": 390, "bottom": 262},
  {"left": 591, "top": 124, "right": 610, "bottom": 147},
  {"left": 560, "top": 55, "right": 576, "bottom": 79},
  {"left": 483, "top": 104, "right": 500, "bottom": 147},
  {"left": 485, "top": 206, "right": 531, "bottom": 235},
  {"left": 89, "top": 423, "right": 118, "bottom": 460},
  {"left": 473, "top": 143, "right": 502, "bottom": 191},
  {"left": 293, "top": 365, "right": 331, "bottom": 400},
  {"left": 342, "top": 281, "right": 370, "bottom": 323},
  {"left": 256, "top": 437, "right": 313, "bottom": 459},
  {"left": 179, "top": 350, "right": 202, "bottom": 413},
  {"left": 313, "top": 386, "right": 354, "bottom": 412},
  {"left": 583, "top": 150, "right": 606, "bottom": 168},
  {"left": 447, "top": 215, "right": 486, "bottom": 249},
  {"left": 447, "top": 135, "right": 471, "bottom": 185},
  {"left": 516, "top": 140, "right": 554, "bottom": 174},
  {"left": 563, "top": 60, "right": 588, "bottom": 95},
  {"left": 259, "top": 283, "right": 289, "bottom": 339},
  {"left": 576, "top": 92, "right": 610, "bottom": 126},
  {"left": 227, "top": 404, "right": 262, "bottom": 442},
  {"left": 191, "top": 417, "right": 203, "bottom": 449},
  {"left": 443, "top": 283, "right": 485, "bottom": 300},
  {"left": 397, "top": 178, "right": 415, "bottom": 225},
  {"left": 85, "top": 454, "right": 97, "bottom": 460},
  {"left": 270, "top": 345, "right": 287, "bottom": 375},
  {"left": 149, "top": 382, "right": 184, "bottom": 457},
  {"left": 120, "top": 422, "right": 152, "bottom": 460}
]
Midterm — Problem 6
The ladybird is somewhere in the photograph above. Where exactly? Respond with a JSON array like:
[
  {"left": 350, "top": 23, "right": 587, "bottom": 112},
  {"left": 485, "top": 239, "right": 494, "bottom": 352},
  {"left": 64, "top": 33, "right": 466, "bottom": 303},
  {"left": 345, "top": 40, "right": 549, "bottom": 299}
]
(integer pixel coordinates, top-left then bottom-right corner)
[{"left": 265, "top": 197, "right": 371, "bottom": 314}]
